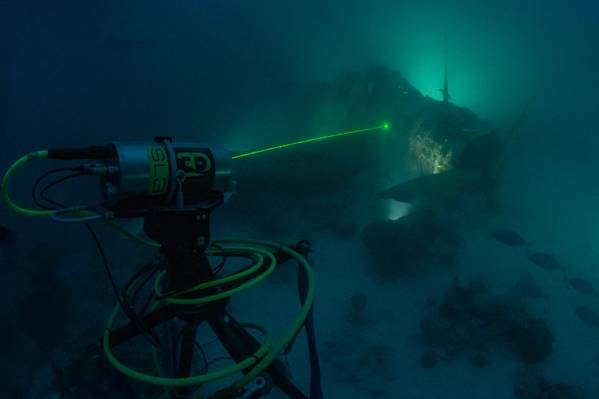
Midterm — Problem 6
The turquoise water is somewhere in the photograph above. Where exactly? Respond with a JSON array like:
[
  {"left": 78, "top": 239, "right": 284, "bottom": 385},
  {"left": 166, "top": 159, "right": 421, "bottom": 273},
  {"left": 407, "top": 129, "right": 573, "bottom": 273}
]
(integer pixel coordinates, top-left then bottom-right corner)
[{"left": 1, "top": 1, "right": 598, "bottom": 398}]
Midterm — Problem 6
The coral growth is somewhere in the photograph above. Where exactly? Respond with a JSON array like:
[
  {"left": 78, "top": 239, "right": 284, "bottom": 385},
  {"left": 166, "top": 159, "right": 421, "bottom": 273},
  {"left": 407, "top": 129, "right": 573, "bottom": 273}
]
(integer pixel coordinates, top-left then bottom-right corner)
[
  {"left": 514, "top": 371, "right": 586, "bottom": 399},
  {"left": 346, "top": 292, "right": 369, "bottom": 325},
  {"left": 420, "top": 280, "right": 554, "bottom": 365},
  {"left": 361, "top": 210, "right": 462, "bottom": 279}
]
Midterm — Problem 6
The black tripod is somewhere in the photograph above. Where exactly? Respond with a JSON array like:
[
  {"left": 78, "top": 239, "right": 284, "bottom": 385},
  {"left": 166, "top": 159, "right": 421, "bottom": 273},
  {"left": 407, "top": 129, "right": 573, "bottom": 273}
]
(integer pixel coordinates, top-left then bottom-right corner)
[{"left": 105, "top": 206, "right": 310, "bottom": 399}]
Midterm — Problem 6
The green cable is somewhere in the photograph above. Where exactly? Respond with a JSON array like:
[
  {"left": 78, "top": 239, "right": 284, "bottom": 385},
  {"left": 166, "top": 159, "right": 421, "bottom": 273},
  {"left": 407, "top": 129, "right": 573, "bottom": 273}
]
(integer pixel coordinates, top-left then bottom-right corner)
[
  {"left": 4, "top": 150, "right": 317, "bottom": 395},
  {"left": 1, "top": 150, "right": 58, "bottom": 217},
  {"left": 103, "top": 239, "right": 315, "bottom": 396},
  {"left": 154, "top": 249, "right": 263, "bottom": 297},
  {"left": 103, "top": 303, "right": 272, "bottom": 387},
  {"left": 230, "top": 241, "right": 315, "bottom": 390},
  {"left": 153, "top": 247, "right": 260, "bottom": 298},
  {"left": 156, "top": 247, "right": 277, "bottom": 306},
  {"left": 0, "top": 151, "right": 159, "bottom": 246},
  {"left": 1, "top": 150, "right": 104, "bottom": 221}
]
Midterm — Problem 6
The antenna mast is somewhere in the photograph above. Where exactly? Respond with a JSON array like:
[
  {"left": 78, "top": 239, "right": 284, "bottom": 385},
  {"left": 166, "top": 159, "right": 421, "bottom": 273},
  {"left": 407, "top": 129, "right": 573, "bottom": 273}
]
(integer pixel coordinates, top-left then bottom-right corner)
[{"left": 441, "top": 34, "right": 451, "bottom": 103}]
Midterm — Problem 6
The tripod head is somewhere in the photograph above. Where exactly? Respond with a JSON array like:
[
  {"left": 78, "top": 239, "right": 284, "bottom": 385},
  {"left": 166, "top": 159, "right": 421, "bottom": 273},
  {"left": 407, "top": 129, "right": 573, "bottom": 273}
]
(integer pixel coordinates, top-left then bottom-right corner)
[{"left": 143, "top": 201, "right": 223, "bottom": 291}]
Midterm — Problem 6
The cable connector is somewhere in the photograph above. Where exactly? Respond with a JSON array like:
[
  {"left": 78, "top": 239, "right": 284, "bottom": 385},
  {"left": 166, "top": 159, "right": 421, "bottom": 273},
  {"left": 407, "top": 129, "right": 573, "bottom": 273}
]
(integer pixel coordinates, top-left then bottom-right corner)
[
  {"left": 81, "top": 163, "right": 119, "bottom": 177},
  {"left": 48, "top": 145, "right": 114, "bottom": 160}
]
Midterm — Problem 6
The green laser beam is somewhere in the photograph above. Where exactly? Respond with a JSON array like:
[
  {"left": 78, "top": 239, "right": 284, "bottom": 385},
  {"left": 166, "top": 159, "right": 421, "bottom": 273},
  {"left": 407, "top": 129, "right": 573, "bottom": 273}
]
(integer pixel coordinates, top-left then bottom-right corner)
[{"left": 232, "top": 123, "right": 390, "bottom": 160}]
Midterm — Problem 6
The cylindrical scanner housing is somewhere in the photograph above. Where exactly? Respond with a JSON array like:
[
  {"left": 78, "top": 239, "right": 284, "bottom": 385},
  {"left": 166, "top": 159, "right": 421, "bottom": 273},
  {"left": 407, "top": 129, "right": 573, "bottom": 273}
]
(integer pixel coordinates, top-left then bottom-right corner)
[{"left": 103, "top": 140, "right": 232, "bottom": 209}]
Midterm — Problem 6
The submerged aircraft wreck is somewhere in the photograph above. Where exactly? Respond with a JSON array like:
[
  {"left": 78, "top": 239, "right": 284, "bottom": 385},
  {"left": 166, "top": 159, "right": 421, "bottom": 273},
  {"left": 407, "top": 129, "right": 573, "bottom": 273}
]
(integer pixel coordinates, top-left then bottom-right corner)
[
  {"left": 229, "top": 56, "right": 523, "bottom": 277},
  {"left": 364, "top": 62, "right": 507, "bottom": 277}
]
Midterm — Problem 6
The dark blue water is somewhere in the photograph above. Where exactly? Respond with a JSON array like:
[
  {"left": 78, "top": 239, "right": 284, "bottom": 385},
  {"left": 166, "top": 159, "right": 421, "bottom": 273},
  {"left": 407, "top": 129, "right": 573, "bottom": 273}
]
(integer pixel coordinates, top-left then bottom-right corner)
[{"left": 1, "top": 1, "right": 598, "bottom": 398}]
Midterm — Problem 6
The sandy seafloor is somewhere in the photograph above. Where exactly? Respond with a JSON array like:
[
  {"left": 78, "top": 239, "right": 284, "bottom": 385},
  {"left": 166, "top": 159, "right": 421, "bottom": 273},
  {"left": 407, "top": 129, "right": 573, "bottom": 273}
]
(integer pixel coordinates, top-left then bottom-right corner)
[
  {"left": 227, "top": 216, "right": 599, "bottom": 398},
  {"left": 23, "top": 196, "right": 599, "bottom": 399}
]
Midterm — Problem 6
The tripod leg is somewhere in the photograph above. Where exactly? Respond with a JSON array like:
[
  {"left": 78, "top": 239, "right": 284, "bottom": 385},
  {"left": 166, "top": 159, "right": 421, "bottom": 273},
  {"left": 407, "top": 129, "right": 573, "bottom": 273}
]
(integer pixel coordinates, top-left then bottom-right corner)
[
  {"left": 209, "top": 313, "right": 308, "bottom": 399},
  {"left": 175, "top": 323, "right": 199, "bottom": 398}
]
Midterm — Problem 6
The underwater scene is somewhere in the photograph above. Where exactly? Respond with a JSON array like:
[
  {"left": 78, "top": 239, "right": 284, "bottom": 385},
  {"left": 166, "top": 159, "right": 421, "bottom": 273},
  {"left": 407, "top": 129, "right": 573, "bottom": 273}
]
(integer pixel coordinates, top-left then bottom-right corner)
[{"left": 1, "top": 1, "right": 598, "bottom": 398}]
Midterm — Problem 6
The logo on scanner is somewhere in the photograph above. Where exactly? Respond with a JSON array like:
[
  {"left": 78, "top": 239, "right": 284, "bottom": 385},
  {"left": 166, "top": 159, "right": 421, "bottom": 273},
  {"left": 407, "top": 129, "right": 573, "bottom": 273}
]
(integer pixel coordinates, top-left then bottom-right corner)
[{"left": 177, "top": 152, "right": 212, "bottom": 177}]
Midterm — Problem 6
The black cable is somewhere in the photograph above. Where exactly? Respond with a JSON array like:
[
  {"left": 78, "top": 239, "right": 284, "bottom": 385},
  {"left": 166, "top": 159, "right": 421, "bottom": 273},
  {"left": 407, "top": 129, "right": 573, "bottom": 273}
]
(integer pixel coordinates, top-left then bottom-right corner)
[
  {"left": 209, "top": 245, "right": 228, "bottom": 275},
  {"left": 155, "top": 255, "right": 257, "bottom": 300},
  {"left": 194, "top": 341, "right": 209, "bottom": 374},
  {"left": 209, "top": 244, "right": 227, "bottom": 275},
  {"left": 139, "top": 288, "right": 156, "bottom": 316},
  {"left": 129, "top": 267, "right": 158, "bottom": 307},
  {"left": 120, "top": 264, "right": 163, "bottom": 347},
  {"left": 40, "top": 172, "right": 83, "bottom": 209},
  {"left": 32, "top": 167, "right": 81, "bottom": 209},
  {"left": 122, "top": 262, "right": 155, "bottom": 307},
  {"left": 126, "top": 264, "right": 159, "bottom": 316},
  {"left": 83, "top": 222, "right": 151, "bottom": 335},
  {"left": 211, "top": 255, "right": 227, "bottom": 275},
  {"left": 132, "top": 260, "right": 165, "bottom": 316},
  {"left": 32, "top": 170, "right": 161, "bottom": 347}
]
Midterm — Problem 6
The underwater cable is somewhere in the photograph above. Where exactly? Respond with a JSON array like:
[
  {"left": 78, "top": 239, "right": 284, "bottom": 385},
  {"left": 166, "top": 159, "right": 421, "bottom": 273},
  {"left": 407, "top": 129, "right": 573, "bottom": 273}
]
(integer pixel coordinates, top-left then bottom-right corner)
[
  {"left": 1, "top": 150, "right": 57, "bottom": 216},
  {"left": 1, "top": 150, "right": 106, "bottom": 222},
  {"left": 153, "top": 245, "right": 275, "bottom": 306},
  {"left": 4, "top": 143, "right": 318, "bottom": 396},
  {"left": 31, "top": 167, "right": 82, "bottom": 208},
  {"left": 102, "top": 240, "right": 315, "bottom": 395},
  {"left": 231, "top": 241, "right": 315, "bottom": 391},
  {"left": 1, "top": 150, "right": 163, "bottom": 248},
  {"left": 34, "top": 179, "right": 162, "bottom": 348},
  {"left": 232, "top": 122, "right": 390, "bottom": 160}
]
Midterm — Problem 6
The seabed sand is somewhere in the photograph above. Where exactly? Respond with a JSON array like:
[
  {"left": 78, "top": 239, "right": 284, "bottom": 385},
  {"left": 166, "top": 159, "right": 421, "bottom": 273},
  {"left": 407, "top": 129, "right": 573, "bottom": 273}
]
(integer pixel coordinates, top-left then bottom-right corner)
[{"left": 233, "top": 222, "right": 599, "bottom": 399}]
